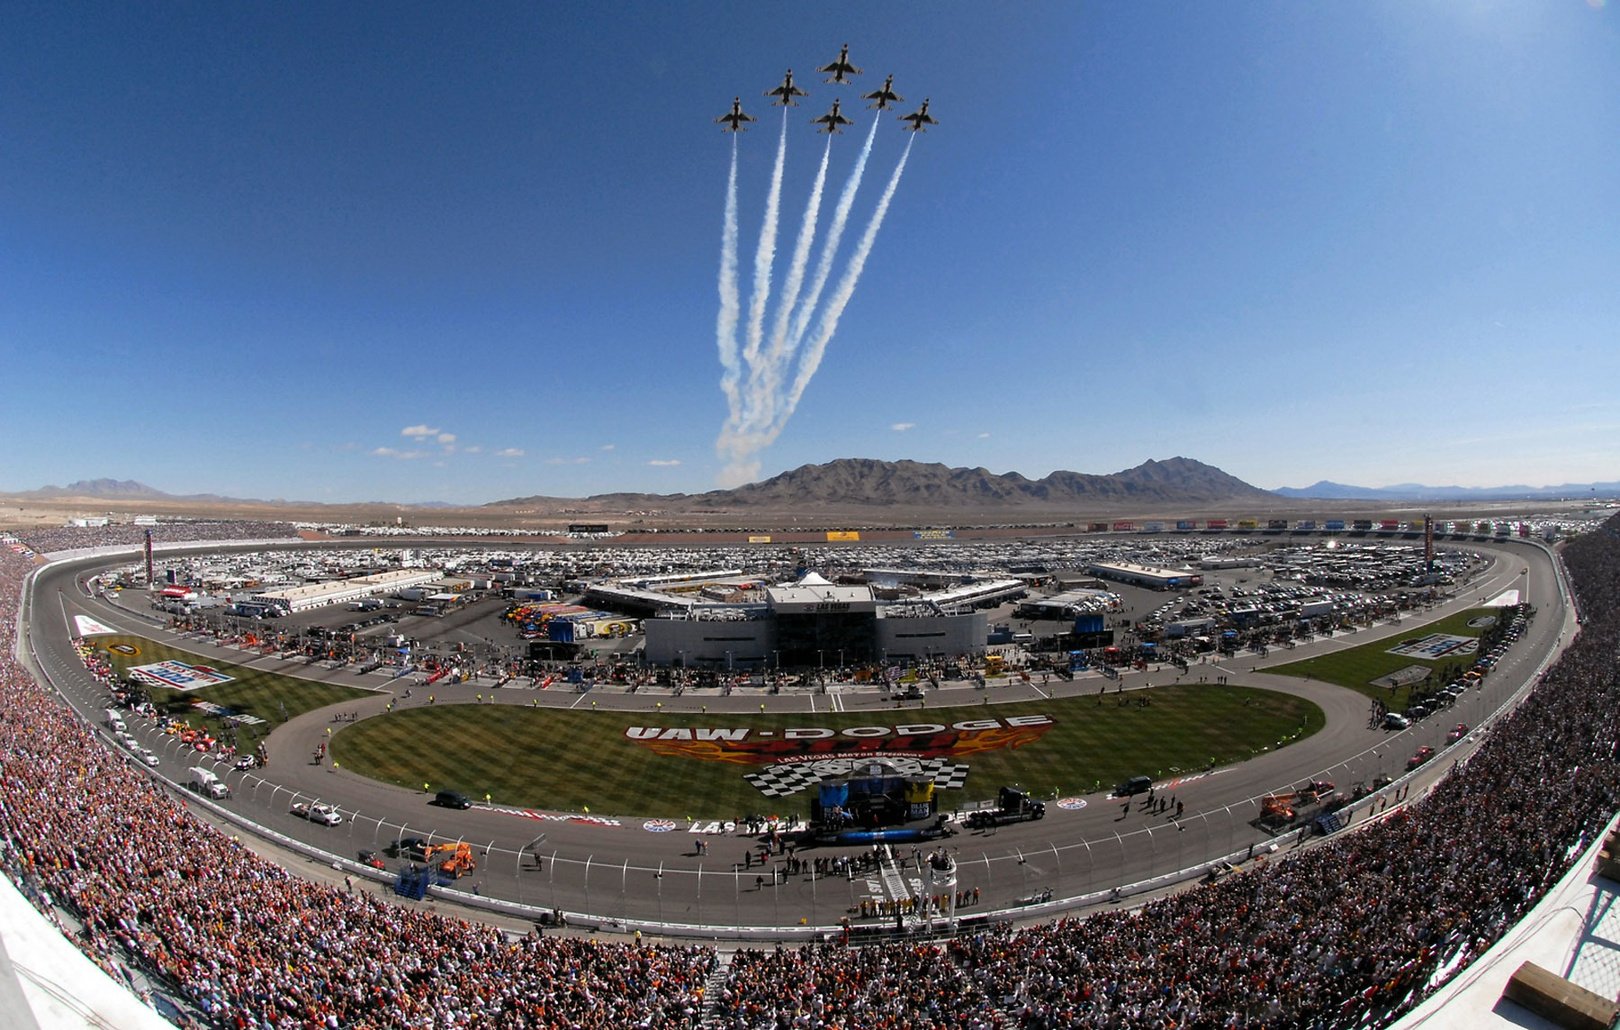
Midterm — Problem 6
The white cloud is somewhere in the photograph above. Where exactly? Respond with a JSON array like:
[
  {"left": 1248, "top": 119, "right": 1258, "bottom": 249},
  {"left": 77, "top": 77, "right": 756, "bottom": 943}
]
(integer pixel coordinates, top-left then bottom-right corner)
[
  {"left": 648, "top": 459, "right": 683, "bottom": 467},
  {"left": 600, "top": 443, "right": 616, "bottom": 452},
  {"left": 891, "top": 422, "right": 916, "bottom": 432},
  {"left": 463, "top": 445, "right": 483, "bottom": 454},
  {"left": 494, "top": 447, "right": 525, "bottom": 459},
  {"left": 371, "top": 447, "right": 426, "bottom": 460},
  {"left": 436, "top": 433, "right": 457, "bottom": 445},
  {"left": 977, "top": 432, "right": 991, "bottom": 439},
  {"left": 544, "top": 456, "right": 590, "bottom": 466},
  {"left": 401, "top": 424, "right": 440, "bottom": 439}
]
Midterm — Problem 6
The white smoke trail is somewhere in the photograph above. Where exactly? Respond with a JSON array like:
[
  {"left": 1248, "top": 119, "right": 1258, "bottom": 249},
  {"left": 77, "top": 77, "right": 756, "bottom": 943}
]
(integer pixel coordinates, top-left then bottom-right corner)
[
  {"left": 770, "top": 136, "right": 915, "bottom": 441},
  {"left": 716, "top": 136, "right": 742, "bottom": 431},
  {"left": 786, "top": 114, "right": 880, "bottom": 360},
  {"left": 749, "top": 136, "right": 831, "bottom": 438},
  {"left": 741, "top": 110, "right": 789, "bottom": 376}
]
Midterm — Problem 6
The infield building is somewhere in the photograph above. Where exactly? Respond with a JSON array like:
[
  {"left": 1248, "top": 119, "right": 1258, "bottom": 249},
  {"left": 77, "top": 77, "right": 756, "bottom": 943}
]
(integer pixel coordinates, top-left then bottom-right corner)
[{"left": 641, "top": 572, "right": 989, "bottom": 669}]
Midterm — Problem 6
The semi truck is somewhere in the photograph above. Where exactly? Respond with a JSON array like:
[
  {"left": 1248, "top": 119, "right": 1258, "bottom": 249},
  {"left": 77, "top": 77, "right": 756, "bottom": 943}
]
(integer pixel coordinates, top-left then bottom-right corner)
[{"left": 964, "top": 787, "right": 1047, "bottom": 829}]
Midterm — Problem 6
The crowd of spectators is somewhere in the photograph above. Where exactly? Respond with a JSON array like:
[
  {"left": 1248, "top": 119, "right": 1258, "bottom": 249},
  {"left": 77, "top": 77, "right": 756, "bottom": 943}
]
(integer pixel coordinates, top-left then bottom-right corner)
[
  {"left": 0, "top": 555, "right": 716, "bottom": 1028},
  {"left": 10, "top": 520, "right": 301, "bottom": 557},
  {"left": 0, "top": 517, "right": 1616, "bottom": 1029},
  {"left": 715, "top": 522, "right": 1620, "bottom": 1028}
]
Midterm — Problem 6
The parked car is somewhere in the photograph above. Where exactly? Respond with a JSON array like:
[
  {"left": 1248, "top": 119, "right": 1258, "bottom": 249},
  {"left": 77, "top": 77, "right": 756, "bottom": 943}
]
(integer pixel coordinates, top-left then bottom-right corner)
[
  {"left": 1383, "top": 712, "right": 1410, "bottom": 730},
  {"left": 1115, "top": 776, "right": 1153, "bottom": 797}
]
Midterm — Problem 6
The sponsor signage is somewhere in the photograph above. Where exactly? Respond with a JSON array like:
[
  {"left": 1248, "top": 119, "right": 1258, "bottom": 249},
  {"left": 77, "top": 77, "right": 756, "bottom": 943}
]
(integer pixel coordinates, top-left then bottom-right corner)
[
  {"left": 912, "top": 529, "right": 955, "bottom": 540},
  {"left": 625, "top": 714, "right": 1055, "bottom": 766},
  {"left": 1386, "top": 634, "right": 1478, "bottom": 660},
  {"left": 128, "top": 660, "right": 235, "bottom": 692},
  {"left": 748, "top": 535, "right": 773, "bottom": 544},
  {"left": 825, "top": 531, "right": 861, "bottom": 542}
]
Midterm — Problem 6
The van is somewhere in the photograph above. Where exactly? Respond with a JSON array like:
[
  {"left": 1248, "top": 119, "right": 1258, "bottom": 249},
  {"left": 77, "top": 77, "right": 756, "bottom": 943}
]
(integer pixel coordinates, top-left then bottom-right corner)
[
  {"left": 104, "top": 708, "right": 126, "bottom": 733},
  {"left": 433, "top": 790, "right": 472, "bottom": 810},
  {"left": 1116, "top": 776, "right": 1152, "bottom": 797}
]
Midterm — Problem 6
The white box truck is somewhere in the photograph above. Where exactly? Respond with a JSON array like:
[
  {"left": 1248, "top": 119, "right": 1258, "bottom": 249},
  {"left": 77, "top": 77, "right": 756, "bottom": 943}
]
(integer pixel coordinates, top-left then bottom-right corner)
[{"left": 189, "top": 766, "right": 229, "bottom": 799}]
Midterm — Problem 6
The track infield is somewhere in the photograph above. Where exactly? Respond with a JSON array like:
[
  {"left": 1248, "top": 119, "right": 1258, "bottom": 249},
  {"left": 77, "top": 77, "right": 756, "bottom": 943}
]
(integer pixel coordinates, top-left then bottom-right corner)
[
  {"left": 1264, "top": 608, "right": 1498, "bottom": 709},
  {"left": 331, "top": 684, "right": 1325, "bottom": 820}
]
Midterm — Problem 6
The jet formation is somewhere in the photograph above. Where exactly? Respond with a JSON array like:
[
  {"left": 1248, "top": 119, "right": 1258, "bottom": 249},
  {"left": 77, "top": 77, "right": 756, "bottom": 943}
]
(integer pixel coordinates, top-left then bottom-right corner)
[
  {"left": 719, "top": 46, "right": 936, "bottom": 135},
  {"left": 713, "top": 44, "right": 928, "bottom": 489}
]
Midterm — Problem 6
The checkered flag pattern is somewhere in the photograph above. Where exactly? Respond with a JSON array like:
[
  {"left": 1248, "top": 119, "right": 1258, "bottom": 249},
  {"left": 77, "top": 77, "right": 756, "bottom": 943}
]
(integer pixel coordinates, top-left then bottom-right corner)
[{"left": 744, "top": 757, "right": 970, "bottom": 798}]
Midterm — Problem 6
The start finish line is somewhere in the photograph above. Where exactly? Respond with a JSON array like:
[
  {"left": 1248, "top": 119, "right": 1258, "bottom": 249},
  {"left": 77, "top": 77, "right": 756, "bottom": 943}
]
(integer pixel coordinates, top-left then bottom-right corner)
[{"left": 128, "top": 660, "right": 235, "bottom": 692}]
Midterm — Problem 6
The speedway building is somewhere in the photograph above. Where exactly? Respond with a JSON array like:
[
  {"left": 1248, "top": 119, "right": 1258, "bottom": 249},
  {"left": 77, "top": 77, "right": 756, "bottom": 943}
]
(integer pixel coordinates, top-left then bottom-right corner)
[{"left": 638, "top": 572, "right": 1002, "bottom": 668}]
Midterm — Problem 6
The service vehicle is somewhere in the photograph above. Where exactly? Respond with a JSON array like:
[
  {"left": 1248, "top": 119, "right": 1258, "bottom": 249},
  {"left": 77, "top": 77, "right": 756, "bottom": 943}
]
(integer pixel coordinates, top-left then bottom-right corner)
[
  {"left": 965, "top": 787, "right": 1047, "bottom": 829},
  {"left": 291, "top": 801, "right": 344, "bottom": 825},
  {"left": 1115, "top": 775, "right": 1153, "bottom": 797},
  {"left": 189, "top": 766, "right": 229, "bottom": 799}
]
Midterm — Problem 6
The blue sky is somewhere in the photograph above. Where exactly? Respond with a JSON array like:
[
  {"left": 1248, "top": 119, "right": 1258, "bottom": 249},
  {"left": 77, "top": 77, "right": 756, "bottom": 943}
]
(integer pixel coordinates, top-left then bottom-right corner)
[{"left": 3, "top": 2, "right": 1616, "bottom": 504}]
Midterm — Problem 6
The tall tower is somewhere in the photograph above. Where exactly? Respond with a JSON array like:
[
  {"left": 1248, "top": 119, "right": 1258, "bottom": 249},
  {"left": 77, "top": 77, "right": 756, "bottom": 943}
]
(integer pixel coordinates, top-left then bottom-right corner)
[
  {"left": 1423, "top": 515, "right": 1434, "bottom": 581},
  {"left": 144, "top": 528, "right": 154, "bottom": 586}
]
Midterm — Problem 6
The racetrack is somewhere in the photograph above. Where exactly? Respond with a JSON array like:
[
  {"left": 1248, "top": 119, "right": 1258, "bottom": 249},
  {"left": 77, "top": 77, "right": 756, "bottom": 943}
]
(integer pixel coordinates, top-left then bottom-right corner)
[{"left": 22, "top": 536, "right": 1569, "bottom": 937}]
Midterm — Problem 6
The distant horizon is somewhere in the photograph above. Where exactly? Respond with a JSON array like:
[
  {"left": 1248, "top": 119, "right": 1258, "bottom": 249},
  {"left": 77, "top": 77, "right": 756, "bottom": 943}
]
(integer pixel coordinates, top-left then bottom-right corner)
[
  {"left": 6, "top": 455, "right": 1618, "bottom": 510},
  {"left": 4, "top": 5, "right": 1615, "bottom": 502}
]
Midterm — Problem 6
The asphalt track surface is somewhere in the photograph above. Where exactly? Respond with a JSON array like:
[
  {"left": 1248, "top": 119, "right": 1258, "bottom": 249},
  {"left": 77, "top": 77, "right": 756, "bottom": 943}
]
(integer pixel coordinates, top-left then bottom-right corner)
[{"left": 22, "top": 538, "right": 1569, "bottom": 939}]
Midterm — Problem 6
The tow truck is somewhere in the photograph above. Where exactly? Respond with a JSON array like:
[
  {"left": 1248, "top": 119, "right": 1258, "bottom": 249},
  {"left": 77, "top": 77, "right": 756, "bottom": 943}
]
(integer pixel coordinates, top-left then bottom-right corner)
[{"left": 965, "top": 787, "right": 1047, "bottom": 829}]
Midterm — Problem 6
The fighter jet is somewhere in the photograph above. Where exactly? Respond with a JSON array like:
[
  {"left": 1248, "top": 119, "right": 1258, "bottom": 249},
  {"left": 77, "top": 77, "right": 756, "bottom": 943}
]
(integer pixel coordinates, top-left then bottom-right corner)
[
  {"left": 716, "top": 97, "right": 757, "bottom": 132},
  {"left": 861, "top": 74, "right": 902, "bottom": 111},
  {"left": 765, "top": 69, "right": 809, "bottom": 107},
  {"left": 811, "top": 98, "right": 855, "bottom": 134},
  {"left": 818, "top": 44, "right": 862, "bottom": 85},
  {"left": 898, "top": 98, "right": 937, "bottom": 132}
]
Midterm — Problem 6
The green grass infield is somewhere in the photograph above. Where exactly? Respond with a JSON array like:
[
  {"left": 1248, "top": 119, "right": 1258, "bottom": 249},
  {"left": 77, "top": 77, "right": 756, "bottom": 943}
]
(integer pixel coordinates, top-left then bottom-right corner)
[
  {"left": 90, "top": 635, "right": 372, "bottom": 750},
  {"left": 331, "top": 683, "right": 1324, "bottom": 820},
  {"left": 1265, "top": 608, "right": 1499, "bottom": 710}
]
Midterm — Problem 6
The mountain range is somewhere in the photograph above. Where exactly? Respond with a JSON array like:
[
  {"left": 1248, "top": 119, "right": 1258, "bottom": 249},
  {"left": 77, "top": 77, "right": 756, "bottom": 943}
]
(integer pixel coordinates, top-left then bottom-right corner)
[
  {"left": 1274, "top": 479, "right": 1620, "bottom": 502},
  {"left": 9, "top": 459, "right": 1615, "bottom": 514},
  {"left": 495, "top": 457, "right": 1275, "bottom": 511}
]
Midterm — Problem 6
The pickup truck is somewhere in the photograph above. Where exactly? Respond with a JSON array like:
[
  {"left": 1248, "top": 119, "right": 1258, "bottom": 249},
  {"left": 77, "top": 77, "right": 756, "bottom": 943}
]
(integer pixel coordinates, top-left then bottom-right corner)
[{"left": 291, "top": 802, "right": 344, "bottom": 826}]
